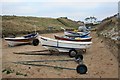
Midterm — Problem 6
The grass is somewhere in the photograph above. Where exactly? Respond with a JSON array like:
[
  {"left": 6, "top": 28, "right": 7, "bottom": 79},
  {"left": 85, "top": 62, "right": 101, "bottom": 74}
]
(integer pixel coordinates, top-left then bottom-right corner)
[
  {"left": 16, "top": 71, "right": 27, "bottom": 76},
  {"left": 2, "top": 15, "right": 81, "bottom": 37},
  {"left": 57, "top": 18, "right": 80, "bottom": 29},
  {"left": 2, "top": 68, "right": 27, "bottom": 76},
  {"left": 2, "top": 68, "right": 14, "bottom": 74},
  {"left": 96, "top": 16, "right": 118, "bottom": 34}
]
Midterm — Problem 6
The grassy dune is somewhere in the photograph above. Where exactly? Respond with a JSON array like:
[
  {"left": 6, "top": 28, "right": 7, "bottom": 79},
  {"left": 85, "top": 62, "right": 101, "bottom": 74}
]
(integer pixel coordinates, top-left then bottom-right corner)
[
  {"left": 97, "top": 16, "right": 117, "bottom": 32},
  {"left": 2, "top": 16, "right": 80, "bottom": 37},
  {"left": 96, "top": 14, "right": 118, "bottom": 43},
  {"left": 57, "top": 17, "right": 80, "bottom": 28}
]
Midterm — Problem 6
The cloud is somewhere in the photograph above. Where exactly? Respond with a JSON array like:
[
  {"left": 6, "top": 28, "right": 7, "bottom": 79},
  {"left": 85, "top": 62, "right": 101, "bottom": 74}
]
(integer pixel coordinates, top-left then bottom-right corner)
[
  {"left": 2, "top": 1, "right": 118, "bottom": 21},
  {"left": 1, "top": 0, "right": 119, "bottom": 2},
  {"left": 16, "top": 5, "right": 39, "bottom": 14},
  {"left": 1, "top": 0, "right": 21, "bottom": 2},
  {"left": 2, "top": 2, "right": 39, "bottom": 15}
]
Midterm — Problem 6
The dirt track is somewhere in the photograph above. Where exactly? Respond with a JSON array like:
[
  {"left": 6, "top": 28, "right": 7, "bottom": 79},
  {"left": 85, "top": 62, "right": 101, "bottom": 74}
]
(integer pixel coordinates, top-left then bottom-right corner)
[{"left": 2, "top": 31, "right": 118, "bottom": 78}]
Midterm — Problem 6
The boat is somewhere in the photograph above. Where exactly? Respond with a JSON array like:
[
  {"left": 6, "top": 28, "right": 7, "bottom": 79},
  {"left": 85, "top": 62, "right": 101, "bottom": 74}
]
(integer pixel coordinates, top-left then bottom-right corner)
[
  {"left": 64, "top": 31, "right": 90, "bottom": 37},
  {"left": 61, "top": 27, "right": 90, "bottom": 37},
  {"left": 54, "top": 35, "right": 92, "bottom": 42},
  {"left": 4, "top": 33, "right": 39, "bottom": 46},
  {"left": 39, "top": 36, "right": 92, "bottom": 57}
]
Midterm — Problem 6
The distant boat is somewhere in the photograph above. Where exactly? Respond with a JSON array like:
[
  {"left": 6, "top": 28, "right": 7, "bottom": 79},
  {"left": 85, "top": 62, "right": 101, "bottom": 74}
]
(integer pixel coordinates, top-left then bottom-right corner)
[
  {"left": 5, "top": 33, "right": 39, "bottom": 46},
  {"left": 61, "top": 27, "right": 90, "bottom": 37},
  {"left": 64, "top": 31, "right": 90, "bottom": 37},
  {"left": 54, "top": 35, "right": 92, "bottom": 42}
]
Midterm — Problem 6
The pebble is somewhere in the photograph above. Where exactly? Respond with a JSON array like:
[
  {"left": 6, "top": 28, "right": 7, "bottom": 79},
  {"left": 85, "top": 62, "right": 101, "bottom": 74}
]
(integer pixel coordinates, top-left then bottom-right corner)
[
  {"left": 101, "top": 40, "right": 103, "bottom": 43},
  {"left": 110, "top": 59, "right": 113, "bottom": 61},
  {"left": 28, "top": 67, "right": 31, "bottom": 69}
]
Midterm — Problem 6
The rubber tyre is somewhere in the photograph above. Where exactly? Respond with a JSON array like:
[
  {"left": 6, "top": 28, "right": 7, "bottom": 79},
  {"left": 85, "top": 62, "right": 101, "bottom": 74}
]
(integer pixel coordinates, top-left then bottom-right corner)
[
  {"left": 69, "top": 49, "right": 77, "bottom": 58},
  {"left": 75, "top": 54, "right": 83, "bottom": 61},
  {"left": 76, "top": 64, "right": 87, "bottom": 74},
  {"left": 32, "top": 39, "right": 39, "bottom": 46}
]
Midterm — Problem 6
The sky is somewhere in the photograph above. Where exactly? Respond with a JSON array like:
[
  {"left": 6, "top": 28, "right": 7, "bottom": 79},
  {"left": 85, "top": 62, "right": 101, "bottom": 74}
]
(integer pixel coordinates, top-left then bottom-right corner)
[{"left": 1, "top": 0, "right": 119, "bottom": 21}]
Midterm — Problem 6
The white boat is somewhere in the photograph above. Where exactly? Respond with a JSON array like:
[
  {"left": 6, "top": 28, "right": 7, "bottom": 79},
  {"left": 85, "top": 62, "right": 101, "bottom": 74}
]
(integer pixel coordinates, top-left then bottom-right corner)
[
  {"left": 61, "top": 27, "right": 90, "bottom": 37},
  {"left": 39, "top": 36, "right": 92, "bottom": 56},
  {"left": 5, "top": 33, "right": 39, "bottom": 46},
  {"left": 64, "top": 30, "right": 91, "bottom": 37},
  {"left": 54, "top": 35, "right": 92, "bottom": 42}
]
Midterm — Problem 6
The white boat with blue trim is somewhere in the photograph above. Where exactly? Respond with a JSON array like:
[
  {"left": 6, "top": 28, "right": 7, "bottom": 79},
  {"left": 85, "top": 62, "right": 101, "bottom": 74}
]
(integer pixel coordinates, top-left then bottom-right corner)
[
  {"left": 5, "top": 33, "right": 39, "bottom": 46},
  {"left": 39, "top": 36, "right": 92, "bottom": 57}
]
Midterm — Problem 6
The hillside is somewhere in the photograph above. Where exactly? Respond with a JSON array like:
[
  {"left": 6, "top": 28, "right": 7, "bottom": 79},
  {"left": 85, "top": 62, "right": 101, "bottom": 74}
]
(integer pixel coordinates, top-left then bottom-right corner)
[
  {"left": 97, "top": 14, "right": 118, "bottom": 41},
  {"left": 96, "top": 14, "right": 119, "bottom": 61},
  {"left": 2, "top": 16, "right": 81, "bottom": 37},
  {"left": 57, "top": 17, "right": 80, "bottom": 28}
]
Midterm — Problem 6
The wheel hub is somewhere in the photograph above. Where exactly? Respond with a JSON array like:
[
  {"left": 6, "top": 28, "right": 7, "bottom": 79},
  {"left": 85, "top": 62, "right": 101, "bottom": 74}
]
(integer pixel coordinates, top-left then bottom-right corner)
[{"left": 71, "top": 51, "right": 76, "bottom": 56}]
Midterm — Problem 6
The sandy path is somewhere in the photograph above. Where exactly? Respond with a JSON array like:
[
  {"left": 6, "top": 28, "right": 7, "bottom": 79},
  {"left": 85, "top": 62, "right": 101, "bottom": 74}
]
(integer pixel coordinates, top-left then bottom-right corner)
[
  {"left": 0, "top": 38, "right": 2, "bottom": 79},
  {"left": 2, "top": 31, "right": 118, "bottom": 78}
]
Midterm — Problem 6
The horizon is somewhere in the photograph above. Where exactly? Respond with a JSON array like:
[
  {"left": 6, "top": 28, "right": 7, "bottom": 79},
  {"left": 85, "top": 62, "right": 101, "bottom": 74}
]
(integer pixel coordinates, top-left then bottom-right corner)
[{"left": 1, "top": 0, "right": 119, "bottom": 22}]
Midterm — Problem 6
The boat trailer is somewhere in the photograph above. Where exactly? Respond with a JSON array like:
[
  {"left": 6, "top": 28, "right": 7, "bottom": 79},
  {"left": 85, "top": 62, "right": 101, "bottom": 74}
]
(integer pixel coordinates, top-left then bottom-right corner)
[{"left": 13, "top": 50, "right": 88, "bottom": 74}]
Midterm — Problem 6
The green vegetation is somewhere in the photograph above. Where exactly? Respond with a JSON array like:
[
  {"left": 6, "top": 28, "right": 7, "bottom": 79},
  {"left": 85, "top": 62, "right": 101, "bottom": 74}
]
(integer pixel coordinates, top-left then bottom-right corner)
[
  {"left": 96, "top": 14, "right": 119, "bottom": 62},
  {"left": 2, "top": 68, "right": 14, "bottom": 74},
  {"left": 2, "top": 68, "right": 27, "bottom": 76},
  {"left": 96, "top": 15, "right": 118, "bottom": 34},
  {"left": 16, "top": 71, "right": 27, "bottom": 76},
  {"left": 57, "top": 18, "right": 80, "bottom": 29},
  {"left": 85, "top": 16, "right": 97, "bottom": 23},
  {"left": 2, "top": 15, "right": 81, "bottom": 37}
]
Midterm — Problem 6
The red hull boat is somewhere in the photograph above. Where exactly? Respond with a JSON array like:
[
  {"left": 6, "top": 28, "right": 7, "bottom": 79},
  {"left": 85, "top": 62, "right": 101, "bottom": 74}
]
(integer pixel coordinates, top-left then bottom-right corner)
[{"left": 54, "top": 35, "right": 92, "bottom": 42}]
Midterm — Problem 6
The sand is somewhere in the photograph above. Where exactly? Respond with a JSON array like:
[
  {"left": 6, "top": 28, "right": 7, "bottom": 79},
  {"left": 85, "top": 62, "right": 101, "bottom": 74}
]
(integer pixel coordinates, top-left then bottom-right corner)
[{"left": 2, "top": 31, "right": 118, "bottom": 78}]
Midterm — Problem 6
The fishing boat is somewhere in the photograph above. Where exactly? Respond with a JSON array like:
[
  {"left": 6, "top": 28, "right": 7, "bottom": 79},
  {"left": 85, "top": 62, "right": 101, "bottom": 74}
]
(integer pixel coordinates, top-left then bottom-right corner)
[
  {"left": 4, "top": 33, "right": 39, "bottom": 46},
  {"left": 39, "top": 36, "right": 92, "bottom": 57},
  {"left": 61, "top": 27, "right": 90, "bottom": 37},
  {"left": 54, "top": 35, "right": 92, "bottom": 42},
  {"left": 64, "top": 31, "right": 90, "bottom": 37}
]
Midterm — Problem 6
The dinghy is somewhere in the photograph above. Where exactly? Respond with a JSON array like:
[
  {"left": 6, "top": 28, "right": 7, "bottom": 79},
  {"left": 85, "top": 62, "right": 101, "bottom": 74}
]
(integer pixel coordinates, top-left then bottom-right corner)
[
  {"left": 64, "top": 31, "right": 90, "bottom": 37},
  {"left": 39, "top": 36, "right": 92, "bottom": 57},
  {"left": 61, "top": 27, "right": 90, "bottom": 37},
  {"left": 5, "top": 33, "right": 39, "bottom": 46},
  {"left": 54, "top": 35, "right": 92, "bottom": 42}
]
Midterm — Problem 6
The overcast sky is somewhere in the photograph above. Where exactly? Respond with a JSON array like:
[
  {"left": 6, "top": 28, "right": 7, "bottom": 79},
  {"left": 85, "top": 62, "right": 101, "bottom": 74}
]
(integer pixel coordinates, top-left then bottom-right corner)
[{"left": 1, "top": 0, "right": 119, "bottom": 21}]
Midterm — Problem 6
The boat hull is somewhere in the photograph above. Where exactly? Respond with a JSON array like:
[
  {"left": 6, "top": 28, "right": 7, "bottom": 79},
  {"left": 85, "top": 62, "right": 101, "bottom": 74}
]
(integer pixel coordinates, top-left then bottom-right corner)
[
  {"left": 5, "top": 33, "right": 38, "bottom": 46},
  {"left": 5, "top": 40, "right": 30, "bottom": 46},
  {"left": 5, "top": 38, "right": 34, "bottom": 46},
  {"left": 54, "top": 35, "right": 92, "bottom": 42},
  {"left": 64, "top": 31, "right": 90, "bottom": 37},
  {"left": 39, "top": 36, "right": 92, "bottom": 52}
]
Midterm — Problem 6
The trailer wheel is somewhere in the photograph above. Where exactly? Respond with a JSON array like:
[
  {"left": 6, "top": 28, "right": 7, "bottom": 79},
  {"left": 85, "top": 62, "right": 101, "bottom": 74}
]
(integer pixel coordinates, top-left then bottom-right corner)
[
  {"left": 83, "top": 49, "right": 86, "bottom": 53},
  {"left": 75, "top": 54, "right": 83, "bottom": 63},
  {"left": 76, "top": 64, "right": 87, "bottom": 74},
  {"left": 32, "top": 39, "right": 39, "bottom": 46},
  {"left": 69, "top": 49, "right": 77, "bottom": 58}
]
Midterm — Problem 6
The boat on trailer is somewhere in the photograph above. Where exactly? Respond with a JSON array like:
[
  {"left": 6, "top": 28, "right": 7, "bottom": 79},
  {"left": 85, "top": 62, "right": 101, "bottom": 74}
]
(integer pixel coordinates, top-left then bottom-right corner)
[
  {"left": 39, "top": 36, "right": 92, "bottom": 57},
  {"left": 54, "top": 35, "right": 92, "bottom": 42},
  {"left": 5, "top": 33, "right": 39, "bottom": 46}
]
